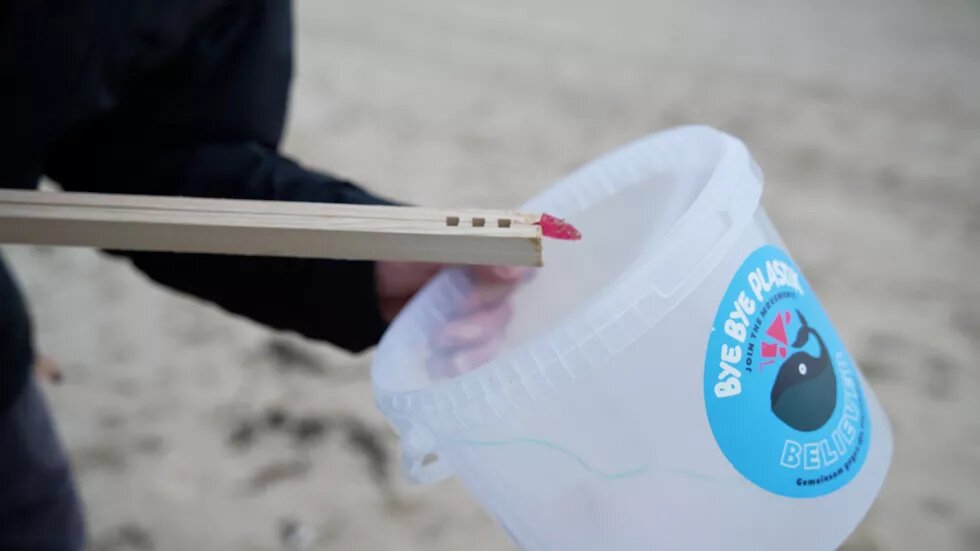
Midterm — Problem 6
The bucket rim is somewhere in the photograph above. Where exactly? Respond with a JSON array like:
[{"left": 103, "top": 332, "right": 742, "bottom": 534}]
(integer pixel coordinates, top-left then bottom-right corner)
[{"left": 371, "top": 125, "right": 763, "bottom": 443}]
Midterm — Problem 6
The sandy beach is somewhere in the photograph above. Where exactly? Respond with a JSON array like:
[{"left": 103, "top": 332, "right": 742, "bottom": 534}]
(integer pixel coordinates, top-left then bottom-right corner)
[{"left": 3, "top": 0, "right": 978, "bottom": 548}]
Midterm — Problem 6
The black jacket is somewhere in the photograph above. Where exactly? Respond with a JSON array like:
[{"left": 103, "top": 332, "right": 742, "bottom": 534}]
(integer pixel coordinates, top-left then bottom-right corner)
[{"left": 0, "top": 1, "right": 394, "bottom": 413}]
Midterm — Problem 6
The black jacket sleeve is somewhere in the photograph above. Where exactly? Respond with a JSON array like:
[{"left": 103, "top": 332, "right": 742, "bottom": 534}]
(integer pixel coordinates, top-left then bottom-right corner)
[
  {"left": 46, "top": 141, "right": 395, "bottom": 353},
  {"left": 4, "top": 1, "right": 395, "bottom": 352}
]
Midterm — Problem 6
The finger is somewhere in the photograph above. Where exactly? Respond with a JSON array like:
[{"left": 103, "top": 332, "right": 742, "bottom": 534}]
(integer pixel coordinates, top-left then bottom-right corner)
[
  {"left": 448, "top": 334, "right": 507, "bottom": 374},
  {"left": 433, "top": 301, "right": 512, "bottom": 350},
  {"left": 456, "top": 281, "right": 518, "bottom": 314},
  {"left": 428, "top": 333, "right": 506, "bottom": 378},
  {"left": 376, "top": 261, "right": 443, "bottom": 298},
  {"left": 471, "top": 265, "right": 533, "bottom": 284},
  {"left": 457, "top": 265, "right": 537, "bottom": 315}
]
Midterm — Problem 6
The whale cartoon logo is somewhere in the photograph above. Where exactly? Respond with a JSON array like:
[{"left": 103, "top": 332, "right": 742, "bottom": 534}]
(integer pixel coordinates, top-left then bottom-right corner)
[
  {"left": 704, "top": 246, "right": 870, "bottom": 497},
  {"left": 769, "top": 310, "right": 837, "bottom": 432}
]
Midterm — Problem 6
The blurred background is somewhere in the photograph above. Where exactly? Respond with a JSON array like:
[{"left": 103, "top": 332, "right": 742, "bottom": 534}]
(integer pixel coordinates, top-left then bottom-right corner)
[{"left": 3, "top": 0, "right": 978, "bottom": 548}]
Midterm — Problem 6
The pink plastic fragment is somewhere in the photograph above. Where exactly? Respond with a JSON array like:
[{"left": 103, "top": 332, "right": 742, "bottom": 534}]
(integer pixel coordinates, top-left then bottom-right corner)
[{"left": 536, "top": 213, "right": 582, "bottom": 241}]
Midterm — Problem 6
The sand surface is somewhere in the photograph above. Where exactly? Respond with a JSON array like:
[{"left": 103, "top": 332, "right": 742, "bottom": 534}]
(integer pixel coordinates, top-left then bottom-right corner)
[{"left": 4, "top": 0, "right": 979, "bottom": 548}]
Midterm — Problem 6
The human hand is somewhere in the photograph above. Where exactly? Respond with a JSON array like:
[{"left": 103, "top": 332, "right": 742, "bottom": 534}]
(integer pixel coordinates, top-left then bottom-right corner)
[{"left": 375, "top": 261, "right": 531, "bottom": 376}]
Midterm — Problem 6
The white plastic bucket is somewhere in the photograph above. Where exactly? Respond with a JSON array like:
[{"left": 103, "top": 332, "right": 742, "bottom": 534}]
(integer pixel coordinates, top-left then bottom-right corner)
[{"left": 371, "top": 126, "right": 892, "bottom": 550}]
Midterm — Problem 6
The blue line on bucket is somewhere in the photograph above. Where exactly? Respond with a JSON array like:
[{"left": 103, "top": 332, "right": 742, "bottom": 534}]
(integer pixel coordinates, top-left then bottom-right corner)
[
  {"left": 454, "top": 438, "right": 730, "bottom": 483},
  {"left": 454, "top": 437, "right": 649, "bottom": 480}
]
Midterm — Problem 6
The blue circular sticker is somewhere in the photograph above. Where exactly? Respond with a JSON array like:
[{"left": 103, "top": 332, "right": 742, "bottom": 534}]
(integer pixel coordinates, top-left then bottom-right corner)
[{"left": 704, "top": 245, "right": 870, "bottom": 497}]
